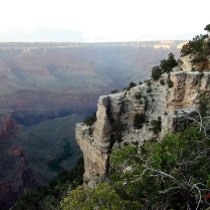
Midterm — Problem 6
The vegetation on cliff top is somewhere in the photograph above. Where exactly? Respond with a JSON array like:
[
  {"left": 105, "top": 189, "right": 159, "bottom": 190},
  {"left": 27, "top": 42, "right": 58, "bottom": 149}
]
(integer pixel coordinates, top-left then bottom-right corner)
[
  {"left": 181, "top": 24, "right": 210, "bottom": 70},
  {"left": 151, "top": 53, "right": 177, "bottom": 81},
  {"left": 84, "top": 111, "right": 97, "bottom": 126},
  {"left": 60, "top": 120, "right": 210, "bottom": 209}
]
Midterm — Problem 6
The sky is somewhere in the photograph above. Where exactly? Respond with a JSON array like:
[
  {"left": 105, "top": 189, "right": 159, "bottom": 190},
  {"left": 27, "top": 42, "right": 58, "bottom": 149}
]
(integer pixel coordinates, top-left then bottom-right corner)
[{"left": 0, "top": 0, "right": 209, "bottom": 42}]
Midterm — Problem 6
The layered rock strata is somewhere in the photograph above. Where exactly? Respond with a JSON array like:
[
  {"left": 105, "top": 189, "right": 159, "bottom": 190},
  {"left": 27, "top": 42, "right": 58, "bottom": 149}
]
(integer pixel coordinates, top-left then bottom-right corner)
[
  {"left": 76, "top": 80, "right": 168, "bottom": 185},
  {"left": 76, "top": 56, "right": 210, "bottom": 185},
  {"left": 165, "top": 71, "right": 210, "bottom": 111},
  {"left": 0, "top": 116, "right": 36, "bottom": 209}
]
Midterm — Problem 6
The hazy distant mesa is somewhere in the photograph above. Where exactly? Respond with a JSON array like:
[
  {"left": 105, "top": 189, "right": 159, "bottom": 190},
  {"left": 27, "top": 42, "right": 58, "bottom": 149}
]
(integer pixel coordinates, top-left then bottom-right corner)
[{"left": 0, "top": 40, "right": 187, "bottom": 50}]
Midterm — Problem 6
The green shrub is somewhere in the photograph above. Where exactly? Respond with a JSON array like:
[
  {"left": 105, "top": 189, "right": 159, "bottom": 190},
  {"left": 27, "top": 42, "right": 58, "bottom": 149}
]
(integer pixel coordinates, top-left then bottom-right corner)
[
  {"left": 88, "top": 127, "right": 93, "bottom": 135},
  {"left": 180, "top": 33, "right": 210, "bottom": 67},
  {"left": 160, "top": 53, "right": 177, "bottom": 73},
  {"left": 160, "top": 79, "right": 165, "bottom": 85},
  {"left": 146, "top": 86, "right": 152, "bottom": 93},
  {"left": 133, "top": 113, "right": 146, "bottom": 129},
  {"left": 151, "top": 66, "right": 162, "bottom": 80},
  {"left": 204, "top": 24, "right": 210, "bottom": 32},
  {"left": 134, "top": 92, "right": 141, "bottom": 99},
  {"left": 113, "top": 120, "right": 124, "bottom": 143},
  {"left": 147, "top": 80, "right": 151, "bottom": 86},
  {"left": 84, "top": 111, "right": 97, "bottom": 126},
  {"left": 167, "top": 78, "right": 173, "bottom": 88},
  {"left": 126, "top": 82, "right": 136, "bottom": 90},
  {"left": 111, "top": 89, "right": 119, "bottom": 94},
  {"left": 197, "top": 91, "right": 210, "bottom": 117}
]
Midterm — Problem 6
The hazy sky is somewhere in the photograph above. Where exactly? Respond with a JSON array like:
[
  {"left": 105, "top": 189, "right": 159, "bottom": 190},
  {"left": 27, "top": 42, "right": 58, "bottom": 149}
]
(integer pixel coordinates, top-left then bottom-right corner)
[{"left": 0, "top": 0, "right": 209, "bottom": 42}]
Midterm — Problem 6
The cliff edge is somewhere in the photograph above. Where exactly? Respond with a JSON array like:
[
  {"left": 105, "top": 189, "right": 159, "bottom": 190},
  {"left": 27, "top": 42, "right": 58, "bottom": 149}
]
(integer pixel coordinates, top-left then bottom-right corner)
[{"left": 76, "top": 53, "right": 210, "bottom": 186}]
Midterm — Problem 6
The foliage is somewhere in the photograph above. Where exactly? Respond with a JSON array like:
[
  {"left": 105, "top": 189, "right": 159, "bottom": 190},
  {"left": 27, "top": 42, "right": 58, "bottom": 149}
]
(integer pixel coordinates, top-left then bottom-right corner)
[
  {"left": 204, "top": 24, "right": 210, "bottom": 33},
  {"left": 197, "top": 91, "right": 210, "bottom": 117},
  {"left": 113, "top": 120, "right": 124, "bottom": 144},
  {"left": 167, "top": 77, "right": 173, "bottom": 88},
  {"left": 146, "top": 86, "right": 152, "bottom": 93},
  {"left": 48, "top": 139, "right": 72, "bottom": 172},
  {"left": 150, "top": 53, "right": 177, "bottom": 82},
  {"left": 88, "top": 127, "right": 93, "bottom": 135},
  {"left": 84, "top": 111, "right": 97, "bottom": 126},
  {"left": 181, "top": 34, "right": 207, "bottom": 56},
  {"left": 146, "top": 80, "right": 151, "bottom": 86},
  {"left": 160, "top": 79, "right": 165, "bottom": 85},
  {"left": 180, "top": 31, "right": 210, "bottom": 69},
  {"left": 160, "top": 53, "right": 177, "bottom": 73},
  {"left": 151, "top": 65, "right": 162, "bottom": 80},
  {"left": 60, "top": 182, "right": 141, "bottom": 210},
  {"left": 150, "top": 116, "right": 161, "bottom": 134},
  {"left": 14, "top": 157, "right": 84, "bottom": 210},
  {"left": 133, "top": 113, "right": 146, "bottom": 129},
  {"left": 126, "top": 82, "right": 136, "bottom": 91},
  {"left": 134, "top": 92, "right": 141, "bottom": 99},
  {"left": 110, "top": 124, "right": 210, "bottom": 209},
  {"left": 111, "top": 89, "right": 119, "bottom": 94}
]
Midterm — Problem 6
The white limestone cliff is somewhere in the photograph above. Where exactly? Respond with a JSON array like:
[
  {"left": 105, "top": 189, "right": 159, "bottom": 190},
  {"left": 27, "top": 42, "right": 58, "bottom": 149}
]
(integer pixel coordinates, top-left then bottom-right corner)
[{"left": 76, "top": 55, "right": 210, "bottom": 186}]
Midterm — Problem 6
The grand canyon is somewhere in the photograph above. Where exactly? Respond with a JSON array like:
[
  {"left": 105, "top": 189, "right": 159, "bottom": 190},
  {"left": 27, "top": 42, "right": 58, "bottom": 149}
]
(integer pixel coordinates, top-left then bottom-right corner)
[{"left": 0, "top": 41, "right": 185, "bottom": 208}]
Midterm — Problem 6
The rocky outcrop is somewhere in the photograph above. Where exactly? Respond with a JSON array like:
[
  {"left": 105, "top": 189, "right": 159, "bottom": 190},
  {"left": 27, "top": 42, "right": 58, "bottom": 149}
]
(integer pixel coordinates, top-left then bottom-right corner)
[
  {"left": 0, "top": 115, "right": 18, "bottom": 139},
  {"left": 179, "top": 54, "right": 194, "bottom": 71},
  {"left": 0, "top": 152, "right": 36, "bottom": 209},
  {"left": 165, "top": 71, "right": 210, "bottom": 111},
  {"left": 0, "top": 117, "right": 36, "bottom": 209},
  {"left": 76, "top": 51, "right": 210, "bottom": 186},
  {"left": 76, "top": 80, "right": 169, "bottom": 185}
]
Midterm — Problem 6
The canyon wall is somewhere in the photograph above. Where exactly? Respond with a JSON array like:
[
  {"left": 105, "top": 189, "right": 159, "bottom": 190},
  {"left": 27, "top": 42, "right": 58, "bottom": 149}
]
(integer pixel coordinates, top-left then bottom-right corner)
[
  {"left": 76, "top": 56, "right": 210, "bottom": 185},
  {"left": 76, "top": 77, "right": 168, "bottom": 185},
  {"left": 0, "top": 116, "right": 36, "bottom": 209}
]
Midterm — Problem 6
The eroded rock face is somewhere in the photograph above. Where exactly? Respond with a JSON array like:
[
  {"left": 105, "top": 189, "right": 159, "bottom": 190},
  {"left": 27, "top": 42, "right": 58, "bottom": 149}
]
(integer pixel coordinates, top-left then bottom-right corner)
[
  {"left": 0, "top": 156, "right": 36, "bottom": 209},
  {"left": 76, "top": 82, "right": 168, "bottom": 184},
  {"left": 165, "top": 71, "right": 210, "bottom": 111},
  {"left": 0, "top": 117, "right": 36, "bottom": 209},
  {"left": 76, "top": 90, "right": 144, "bottom": 184},
  {"left": 0, "top": 115, "right": 18, "bottom": 139},
  {"left": 180, "top": 54, "right": 194, "bottom": 71},
  {"left": 76, "top": 54, "right": 210, "bottom": 185}
]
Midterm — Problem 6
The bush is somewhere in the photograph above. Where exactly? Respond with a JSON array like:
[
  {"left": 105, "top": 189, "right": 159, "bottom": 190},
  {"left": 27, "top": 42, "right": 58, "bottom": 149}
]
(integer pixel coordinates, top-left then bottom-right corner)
[
  {"left": 134, "top": 92, "right": 141, "bottom": 99},
  {"left": 84, "top": 111, "right": 97, "bottom": 126},
  {"left": 160, "top": 53, "right": 177, "bottom": 73},
  {"left": 160, "top": 79, "right": 165, "bottom": 85},
  {"left": 111, "top": 89, "right": 119, "bottom": 94},
  {"left": 109, "top": 124, "right": 210, "bottom": 209},
  {"left": 113, "top": 120, "right": 124, "bottom": 143},
  {"left": 180, "top": 33, "right": 210, "bottom": 67},
  {"left": 133, "top": 113, "right": 146, "bottom": 129},
  {"left": 88, "top": 127, "right": 93, "bottom": 135},
  {"left": 126, "top": 82, "right": 136, "bottom": 91},
  {"left": 151, "top": 116, "right": 162, "bottom": 134},
  {"left": 146, "top": 86, "right": 152, "bottom": 93},
  {"left": 197, "top": 91, "right": 209, "bottom": 117},
  {"left": 151, "top": 66, "right": 162, "bottom": 80},
  {"left": 167, "top": 78, "right": 173, "bottom": 88},
  {"left": 147, "top": 80, "right": 151, "bottom": 86}
]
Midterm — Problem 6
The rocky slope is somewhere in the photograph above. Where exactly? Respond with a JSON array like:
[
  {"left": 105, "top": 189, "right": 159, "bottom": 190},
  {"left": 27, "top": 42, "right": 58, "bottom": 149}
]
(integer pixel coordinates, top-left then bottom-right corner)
[
  {"left": 0, "top": 116, "right": 36, "bottom": 209},
  {"left": 76, "top": 54, "right": 210, "bottom": 186}
]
